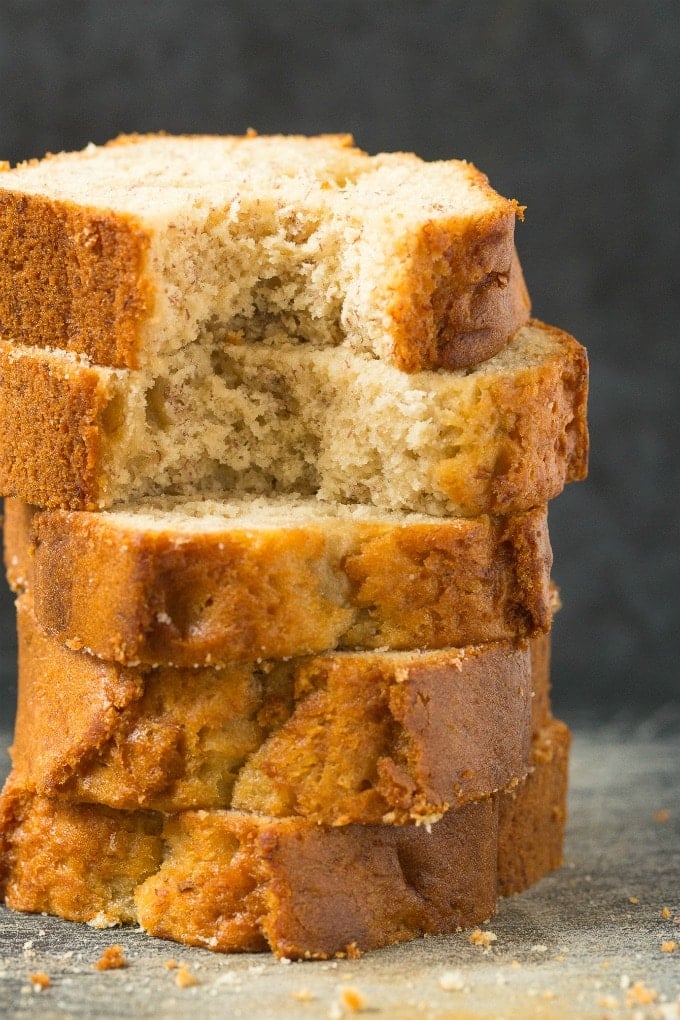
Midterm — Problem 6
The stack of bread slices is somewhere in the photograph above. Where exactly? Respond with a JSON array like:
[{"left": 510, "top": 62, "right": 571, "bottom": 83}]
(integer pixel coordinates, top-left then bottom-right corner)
[{"left": 0, "top": 134, "right": 588, "bottom": 959}]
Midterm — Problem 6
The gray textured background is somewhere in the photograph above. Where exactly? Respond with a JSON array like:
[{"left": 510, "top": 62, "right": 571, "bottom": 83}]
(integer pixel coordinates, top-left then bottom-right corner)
[{"left": 0, "top": 0, "right": 678, "bottom": 727}]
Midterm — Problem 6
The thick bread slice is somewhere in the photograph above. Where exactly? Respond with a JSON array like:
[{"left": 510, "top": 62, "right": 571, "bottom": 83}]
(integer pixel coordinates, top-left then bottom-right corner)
[
  {"left": 10, "top": 594, "right": 543, "bottom": 822},
  {"left": 0, "top": 719, "right": 570, "bottom": 958},
  {"left": 0, "top": 133, "right": 528, "bottom": 374},
  {"left": 0, "top": 321, "right": 588, "bottom": 512},
  {"left": 4, "top": 497, "right": 552, "bottom": 664}
]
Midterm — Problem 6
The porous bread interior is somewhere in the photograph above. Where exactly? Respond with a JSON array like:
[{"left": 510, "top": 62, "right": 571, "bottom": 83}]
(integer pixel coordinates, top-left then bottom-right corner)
[
  {"left": 81, "top": 321, "right": 561, "bottom": 513},
  {"left": 4, "top": 134, "right": 511, "bottom": 365}
]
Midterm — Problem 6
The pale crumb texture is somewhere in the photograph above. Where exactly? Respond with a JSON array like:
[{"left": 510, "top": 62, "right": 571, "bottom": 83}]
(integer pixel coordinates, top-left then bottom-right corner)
[
  {"left": 103, "top": 323, "right": 580, "bottom": 515},
  {"left": 469, "top": 928, "right": 498, "bottom": 948},
  {"left": 93, "top": 945, "right": 127, "bottom": 970},
  {"left": 175, "top": 964, "right": 198, "bottom": 988},
  {"left": 0, "top": 133, "right": 526, "bottom": 373},
  {"left": 28, "top": 972, "right": 50, "bottom": 990},
  {"left": 1, "top": 320, "right": 585, "bottom": 515}
]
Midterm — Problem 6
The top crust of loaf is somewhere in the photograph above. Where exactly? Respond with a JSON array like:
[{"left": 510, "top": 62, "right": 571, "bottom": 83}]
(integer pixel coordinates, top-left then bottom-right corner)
[{"left": 0, "top": 133, "right": 528, "bottom": 372}]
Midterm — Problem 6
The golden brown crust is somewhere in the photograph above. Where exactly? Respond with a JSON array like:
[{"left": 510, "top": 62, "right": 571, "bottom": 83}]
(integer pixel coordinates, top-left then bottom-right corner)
[
  {"left": 436, "top": 321, "right": 589, "bottom": 514},
  {"left": 0, "top": 194, "right": 151, "bottom": 369},
  {"left": 0, "top": 720, "right": 568, "bottom": 958},
  {"left": 497, "top": 718, "right": 571, "bottom": 895},
  {"left": 529, "top": 631, "right": 553, "bottom": 736},
  {"left": 0, "top": 776, "right": 162, "bottom": 925},
  {"left": 11, "top": 595, "right": 541, "bottom": 822},
  {"left": 390, "top": 217, "right": 529, "bottom": 372},
  {"left": 0, "top": 342, "right": 118, "bottom": 509},
  {"left": 4, "top": 499, "right": 552, "bottom": 664}
]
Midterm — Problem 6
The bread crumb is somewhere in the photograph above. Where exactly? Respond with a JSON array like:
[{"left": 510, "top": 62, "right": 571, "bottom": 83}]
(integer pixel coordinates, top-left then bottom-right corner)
[
  {"left": 345, "top": 942, "right": 361, "bottom": 960},
  {"left": 469, "top": 928, "right": 497, "bottom": 948},
  {"left": 625, "top": 980, "right": 658, "bottom": 1006},
  {"left": 655, "top": 809, "right": 670, "bottom": 822},
  {"left": 339, "top": 986, "right": 366, "bottom": 1012},
  {"left": 438, "top": 969, "right": 466, "bottom": 991},
  {"left": 629, "top": 896, "right": 639, "bottom": 904},
  {"left": 661, "top": 940, "right": 678, "bottom": 953},
  {"left": 175, "top": 964, "right": 198, "bottom": 988},
  {"left": 164, "top": 960, "right": 178, "bottom": 970},
  {"left": 28, "top": 972, "right": 50, "bottom": 991},
  {"left": 93, "top": 945, "right": 127, "bottom": 971},
  {"left": 661, "top": 906, "right": 672, "bottom": 919},
  {"left": 291, "top": 988, "right": 315, "bottom": 1002}
]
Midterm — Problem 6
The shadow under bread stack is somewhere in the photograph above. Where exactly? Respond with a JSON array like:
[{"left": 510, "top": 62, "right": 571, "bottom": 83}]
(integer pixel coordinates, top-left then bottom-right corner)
[{"left": 0, "top": 134, "right": 588, "bottom": 959}]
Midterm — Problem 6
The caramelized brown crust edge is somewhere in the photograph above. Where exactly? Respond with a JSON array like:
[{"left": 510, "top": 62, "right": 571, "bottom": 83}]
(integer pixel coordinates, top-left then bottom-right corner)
[
  {"left": 4, "top": 499, "right": 553, "bottom": 664},
  {"left": 10, "top": 594, "right": 542, "bottom": 822},
  {"left": 0, "top": 193, "right": 151, "bottom": 369},
  {"left": 0, "top": 719, "right": 569, "bottom": 958}
]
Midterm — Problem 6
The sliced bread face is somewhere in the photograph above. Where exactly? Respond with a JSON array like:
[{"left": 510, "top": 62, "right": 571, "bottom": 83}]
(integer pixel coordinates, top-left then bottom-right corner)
[
  {"left": 0, "top": 719, "right": 570, "bottom": 959},
  {"left": 0, "top": 133, "right": 528, "bottom": 374},
  {"left": 5, "top": 497, "right": 552, "bottom": 665},
  {"left": 0, "top": 321, "right": 588, "bottom": 512}
]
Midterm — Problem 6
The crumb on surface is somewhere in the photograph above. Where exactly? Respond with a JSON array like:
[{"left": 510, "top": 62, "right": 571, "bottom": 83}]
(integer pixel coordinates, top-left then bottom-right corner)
[
  {"left": 469, "top": 928, "right": 497, "bottom": 948},
  {"left": 175, "top": 964, "right": 198, "bottom": 988},
  {"left": 655, "top": 809, "right": 670, "bottom": 823},
  {"left": 345, "top": 942, "right": 361, "bottom": 960},
  {"left": 28, "top": 972, "right": 50, "bottom": 990},
  {"left": 291, "top": 988, "right": 315, "bottom": 1002},
  {"left": 625, "top": 980, "right": 658, "bottom": 1006},
  {"left": 438, "top": 969, "right": 466, "bottom": 991},
  {"left": 94, "top": 945, "right": 127, "bottom": 971},
  {"left": 629, "top": 896, "right": 639, "bottom": 904},
  {"left": 339, "top": 986, "right": 366, "bottom": 1012},
  {"left": 164, "top": 959, "right": 178, "bottom": 970},
  {"left": 661, "top": 940, "right": 678, "bottom": 953},
  {"left": 661, "top": 906, "right": 672, "bottom": 919}
]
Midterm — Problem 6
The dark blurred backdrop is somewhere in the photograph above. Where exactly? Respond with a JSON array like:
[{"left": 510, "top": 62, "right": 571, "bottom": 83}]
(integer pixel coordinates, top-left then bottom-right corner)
[{"left": 0, "top": 1, "right": 678, "bottom": 729}]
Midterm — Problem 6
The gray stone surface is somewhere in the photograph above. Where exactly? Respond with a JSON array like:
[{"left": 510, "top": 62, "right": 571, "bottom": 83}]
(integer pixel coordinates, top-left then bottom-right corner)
[{"left": 0, "top": 724, "right": 678, "bottom": 1019}]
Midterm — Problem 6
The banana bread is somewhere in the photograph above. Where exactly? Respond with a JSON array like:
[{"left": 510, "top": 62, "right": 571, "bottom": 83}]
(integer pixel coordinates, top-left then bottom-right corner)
[
  {"left": 0, "top": 719, "right": 570, "bottom": 959},
  {"left": 0, "top": 133, "right": 529, "bottom": 374},
  {"left": 4, "top": 497, "right": 552, "bottom": 665},
  {"left": 10, "top": 594, "right": 546, "bottom": 823},
  {"left": 0, "top": 320, "right": 588, "bottom": 511}
]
